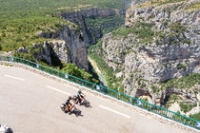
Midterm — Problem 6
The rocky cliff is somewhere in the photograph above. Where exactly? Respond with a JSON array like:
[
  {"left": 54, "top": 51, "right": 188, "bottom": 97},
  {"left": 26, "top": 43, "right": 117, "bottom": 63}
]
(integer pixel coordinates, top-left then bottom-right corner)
[
  {"left": 92, "top": 0, "right": 200, "bottom": 113},
  {"left": 61, "top": 8, "right": 125, "bottom": 46},
  {"left": 29, "top": 24, "right": 88, "bottom": 70},
  {"left": 18, "top": 8, "right": 125, "bottom": 71}
]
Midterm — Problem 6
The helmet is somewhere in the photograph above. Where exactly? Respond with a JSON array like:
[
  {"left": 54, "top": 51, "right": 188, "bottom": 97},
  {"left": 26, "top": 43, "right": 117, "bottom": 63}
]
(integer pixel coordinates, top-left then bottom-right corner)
[{"left": 78, "top": 90, "right": 82, "bottom": 94}]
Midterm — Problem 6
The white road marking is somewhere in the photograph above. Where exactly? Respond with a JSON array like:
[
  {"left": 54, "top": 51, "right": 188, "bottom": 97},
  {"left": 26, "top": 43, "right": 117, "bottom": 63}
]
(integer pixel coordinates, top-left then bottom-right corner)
[
  {"left": 99, "top": 105, "right": 130, "bottom": 119},
  {"left": 4, "top": 75, "right": 25, "bottom": 81},
  {"left": 46, "top": 85, "right": 70, "bottom": 95}
]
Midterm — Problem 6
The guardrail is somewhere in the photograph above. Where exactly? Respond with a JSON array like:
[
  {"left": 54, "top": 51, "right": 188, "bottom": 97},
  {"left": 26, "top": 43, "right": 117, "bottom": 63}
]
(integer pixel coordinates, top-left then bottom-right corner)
[{"left": 0, "top": 56, "right": 199, "bottom": 130}]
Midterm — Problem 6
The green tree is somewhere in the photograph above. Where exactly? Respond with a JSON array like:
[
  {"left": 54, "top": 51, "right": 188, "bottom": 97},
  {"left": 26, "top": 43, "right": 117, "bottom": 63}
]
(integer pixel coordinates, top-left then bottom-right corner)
[
  {"left": 62, "top": 63, "right": 82, "bottom": 78},
  {"left": 62, "top": 63, "right": 98, "bottom": 83}
]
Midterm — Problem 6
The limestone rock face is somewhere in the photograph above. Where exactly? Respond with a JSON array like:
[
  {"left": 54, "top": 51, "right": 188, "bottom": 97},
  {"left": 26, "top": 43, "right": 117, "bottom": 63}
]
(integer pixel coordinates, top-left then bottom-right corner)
[
  {"left": 25, "top": 24, "right": 88, "bottom": 70},
  {"left": 57, "top": 25, "right": 88, "bottom": 70},
  {"left": 97, "top": 0, "right": 200, "bottom": 108},
  {"left": 61, "top": 8, "right": 125, "bottom": 46},
  {"left": 32, "top": 8, "right": 125, "bottom": 71},
  {"left": 51, "top": 40, "right": 71, "bottom": 64}
]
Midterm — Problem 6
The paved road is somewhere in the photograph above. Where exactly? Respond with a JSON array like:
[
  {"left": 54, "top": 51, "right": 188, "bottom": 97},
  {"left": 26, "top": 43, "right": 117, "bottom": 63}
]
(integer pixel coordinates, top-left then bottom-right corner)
[{"left": 0, "top": 65, "right": 197, "bottom": 133}]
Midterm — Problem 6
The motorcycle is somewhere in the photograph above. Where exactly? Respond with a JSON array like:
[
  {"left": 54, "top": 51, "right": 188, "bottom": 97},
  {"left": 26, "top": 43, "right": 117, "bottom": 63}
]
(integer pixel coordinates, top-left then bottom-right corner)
[
  {"left": 60, "top": 103, "right": 82, "bottom": 117},
  {"left": 73, "top": 95, "right": 91, "bottom": 108},
  {"left": 69, "top": 107, "right": 82, "bottom": 117}
]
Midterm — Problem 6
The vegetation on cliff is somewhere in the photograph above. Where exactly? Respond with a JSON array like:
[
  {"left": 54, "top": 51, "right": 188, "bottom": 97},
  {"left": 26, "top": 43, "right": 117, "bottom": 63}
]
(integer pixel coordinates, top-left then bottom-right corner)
[
  {"left": 88, "top": 0, "right": 200, "bottom": 118},
  {"left": 88, "top": 40, "right": 124, "bottom": 91},
  {"left": 0, "top": 0, "right": 124, "bottom": 51},
  {"left": 0, "top": 0, "right": 127, "bottom": 83}
]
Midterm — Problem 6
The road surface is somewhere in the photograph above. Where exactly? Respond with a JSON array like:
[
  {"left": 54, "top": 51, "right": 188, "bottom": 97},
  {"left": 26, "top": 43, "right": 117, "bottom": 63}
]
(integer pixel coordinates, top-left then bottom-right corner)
[{"left": 0, "top": 64, "right": 198, "bottom": 133}]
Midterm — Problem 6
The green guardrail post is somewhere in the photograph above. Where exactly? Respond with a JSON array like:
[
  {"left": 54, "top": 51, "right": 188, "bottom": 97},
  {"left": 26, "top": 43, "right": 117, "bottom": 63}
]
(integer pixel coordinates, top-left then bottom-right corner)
[
  {"left": 117, "top": 91, "right": 120, "bottom": 100},
  {"left": 96, "top": 84, "right": 100, "bottom": 91},
  {"left": 10, "top": 56, "right": 14, "bottom": 62}
]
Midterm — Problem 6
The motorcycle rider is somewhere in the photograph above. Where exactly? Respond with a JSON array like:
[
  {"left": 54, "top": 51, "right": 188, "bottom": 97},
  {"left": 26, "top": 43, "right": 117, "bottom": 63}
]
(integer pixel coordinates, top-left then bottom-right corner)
[
  {"left": 65, "top": 96, "right": 72, "bottom": 105},
  {"left": 64, "top": 96, "right": 75, "bottom": 113},
  {"left": 77, "top": 90, "right": 85, "bottom": 104}
]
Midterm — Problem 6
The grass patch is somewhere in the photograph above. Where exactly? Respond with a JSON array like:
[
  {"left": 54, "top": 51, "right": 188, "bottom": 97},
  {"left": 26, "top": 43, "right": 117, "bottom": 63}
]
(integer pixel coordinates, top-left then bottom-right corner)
[
  {"left": 185, "top": 2, "right": 200, "bottom": 11},
  {"left": 112, "top": 22, "right": 154, "bottom": 41},
  {"left": 150, "top": 0, "right": 186, "bottom": 5},
  {"left": 161, "top": 73, "right": 200, "bottom": 89},
  {"left": 0, "top": 16, "right": 68, "bottom": 51},
  {"left": 131, "top": 0, "right": 186, "bottom": 9}
]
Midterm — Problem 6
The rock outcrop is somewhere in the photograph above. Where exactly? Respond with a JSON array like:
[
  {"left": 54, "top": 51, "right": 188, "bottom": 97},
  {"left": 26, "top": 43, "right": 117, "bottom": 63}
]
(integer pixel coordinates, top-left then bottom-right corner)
[
  {"left": 23, "top": 8, "right": 125, "bottom": 71},
  {"left": 29, "top": 25, "right": 88, "bottom": 70},
  {"left": 61, "top": 8, "right": 125, "bottom": 46},
  {"left": 93, "top": 0, "right": 200, "bottom": 112}
]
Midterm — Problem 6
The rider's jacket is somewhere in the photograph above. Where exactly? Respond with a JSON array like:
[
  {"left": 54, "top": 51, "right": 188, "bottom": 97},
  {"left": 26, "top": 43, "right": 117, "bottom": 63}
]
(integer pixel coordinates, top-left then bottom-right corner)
[
  {"left": 77, "top": 92, "right": 84, "bottom": 99},
  {"left": 65, "top": 97, "right": 74, "bottom": 105}
]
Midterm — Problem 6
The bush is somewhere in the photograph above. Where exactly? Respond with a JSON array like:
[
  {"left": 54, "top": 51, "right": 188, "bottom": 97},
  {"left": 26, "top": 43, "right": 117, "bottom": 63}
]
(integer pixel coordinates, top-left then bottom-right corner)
[
  {"left": 190, "top": 112, "right": 200, "bottom": 121},
  {"left": 61, "top": 63, "right": 98, "bottom": 83},
  {"left": 180, "top": 102, "right": 197, "bottom": 113},
  {"left": 177, "top": 63, "right": 186, "bottom": 70},
  {"left": 169, "top": 22, "right": 187, "bottom": 33}
]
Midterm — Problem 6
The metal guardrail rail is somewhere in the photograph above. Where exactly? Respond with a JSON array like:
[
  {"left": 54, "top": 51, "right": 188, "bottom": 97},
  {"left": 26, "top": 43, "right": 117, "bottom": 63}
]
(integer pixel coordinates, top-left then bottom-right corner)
[{"left": 0, "top": 56, "right": 200, "bottom": 130}]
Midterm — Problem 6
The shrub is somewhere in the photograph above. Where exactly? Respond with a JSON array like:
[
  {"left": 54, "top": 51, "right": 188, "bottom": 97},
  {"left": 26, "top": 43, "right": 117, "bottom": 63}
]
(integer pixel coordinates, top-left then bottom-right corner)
[
  {"left": 180, "top": 102, "right": 197, "bottom": 113},
  {"left": 169, "top": 22, "right": 187, "bottom": 33},
  {"left": 177, "top": 63, "right": 186, "bottom": 70},
  {"left": 190, "top": 112, "right": 200, "bottom": 121},
  {"left": 61, "top": 63, "right": 98, "bottom": 83}
]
